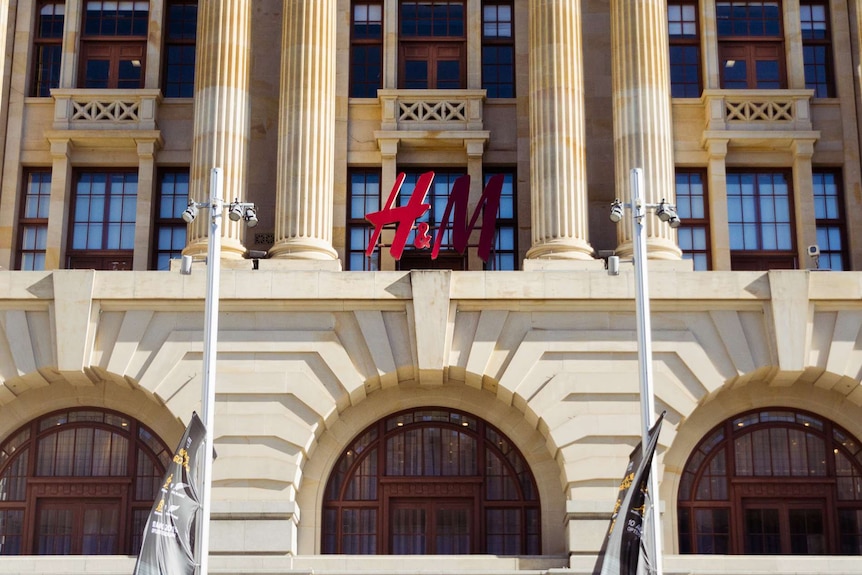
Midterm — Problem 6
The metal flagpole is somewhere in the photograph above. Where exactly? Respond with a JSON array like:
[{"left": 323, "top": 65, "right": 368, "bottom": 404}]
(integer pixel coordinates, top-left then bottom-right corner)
[
  {"left": 197, "top": 167, "right": 223, "bottom": 575},
  {"left": 630, "top": 167, "right": 663, "bottom": 575}
]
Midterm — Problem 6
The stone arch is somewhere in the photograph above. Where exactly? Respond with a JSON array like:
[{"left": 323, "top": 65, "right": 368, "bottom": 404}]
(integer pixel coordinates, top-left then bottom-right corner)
[
  {"left": 295, "top": 381, "right": 568, "bottom": 555},
  {"left": 660, "top": 371, "right": 862, "bottom": 554},
  {"left": 0, "top": 368, "right": 185, "bottom": 449}
]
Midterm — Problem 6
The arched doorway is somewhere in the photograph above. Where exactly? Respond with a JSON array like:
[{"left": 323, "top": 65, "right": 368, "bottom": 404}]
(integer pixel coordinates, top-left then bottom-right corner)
[
  {"left": 678, "top": 408, "right": 862, "bottom": 554},
  {"left": 322, "top": 407, "right": 540, "bottom": 554},
  {"left": 0, "top": 408, "right": 171, "bottom": 555}
]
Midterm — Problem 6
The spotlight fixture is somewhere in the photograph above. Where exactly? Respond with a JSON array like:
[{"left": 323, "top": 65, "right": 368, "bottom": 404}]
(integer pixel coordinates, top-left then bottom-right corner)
[
  {"left": 182, "top": 200, "right": 198, "bottom": 223},
  {"left": 244, "top": 206, "right": 258, "bottom": 228},
  {"left": 609, "top": 199, "right": 624, "bottom": 223},
  {"left": 228, "top": 200, "right": 245, "bottom": 222},
  {"left": 655, "top": 199, "right": 681, "bottom": 228}
]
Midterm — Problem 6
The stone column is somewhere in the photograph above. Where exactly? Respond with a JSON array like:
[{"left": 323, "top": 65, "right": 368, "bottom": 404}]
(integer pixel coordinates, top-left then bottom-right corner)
[
  {"left": 611, "top": 0, "right": 681, "bottom": 259},
  {"left": 270, "top": 0, "right": 339, "bottom": 261},
  {"left": 185, "top": 0, "right": 252, "bottom": 259},
  {"left": 524, "top": 0, "right": 593, "bottom": 261}
]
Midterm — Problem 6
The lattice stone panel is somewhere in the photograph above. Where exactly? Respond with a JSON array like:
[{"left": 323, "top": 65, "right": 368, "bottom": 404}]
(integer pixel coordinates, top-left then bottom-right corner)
[
  {"left": 398, "top": 100, "right": 467, "bottom": 122},
  {"left": 71, "top": 100, "right": 140, "bottom": 122},
  {"left": 725, "top": 100, "right": 793, "bottom": 122}
]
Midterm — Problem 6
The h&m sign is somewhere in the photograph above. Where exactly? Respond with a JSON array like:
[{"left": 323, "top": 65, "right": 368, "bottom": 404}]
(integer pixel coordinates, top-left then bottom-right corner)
[{"left": 364, "top": 172, "right": 504, "bottom": 262}]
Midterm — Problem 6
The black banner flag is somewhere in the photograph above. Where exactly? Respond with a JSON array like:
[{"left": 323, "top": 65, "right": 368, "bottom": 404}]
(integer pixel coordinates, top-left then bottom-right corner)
[
  {"left": 134, "top": 413, "right": 207, "bottom": 575},
  {"left": 593, "top": 412, "right": 665, "bottom": 575}
]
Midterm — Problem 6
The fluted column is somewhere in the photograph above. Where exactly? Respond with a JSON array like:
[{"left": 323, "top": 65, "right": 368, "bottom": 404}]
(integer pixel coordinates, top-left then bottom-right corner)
[
  {"left": 269, "top": 0, "right": 338, "bottom": 261},
  {"left": 185, "top": 0, "right": 252, "bottom": 259},
  {"left": 611, "top": 0, "right": 681, "bottom": 259},
  {"left": 525, "top": 0, "right": 593, "bottom": 261}
]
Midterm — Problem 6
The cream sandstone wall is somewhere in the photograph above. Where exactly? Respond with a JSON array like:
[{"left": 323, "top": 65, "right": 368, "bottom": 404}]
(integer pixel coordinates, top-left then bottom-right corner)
[{"left": 1, "top": 268, "right": 862, "bottom": 571}]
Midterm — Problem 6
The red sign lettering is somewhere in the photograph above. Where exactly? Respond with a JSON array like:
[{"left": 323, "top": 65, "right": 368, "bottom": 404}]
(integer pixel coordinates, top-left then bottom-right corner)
[{"left": 365, "top": 171, "right": 504, "bottom": 262}]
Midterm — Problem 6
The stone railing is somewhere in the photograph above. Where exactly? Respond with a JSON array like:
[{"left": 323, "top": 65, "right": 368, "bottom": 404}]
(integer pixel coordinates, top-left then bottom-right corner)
[
  {"left": 702, "top": 89, "right": 814, "bottom": 132},
  {"left": 377, "top": 89, "right": 486, "bottom": 131},
  {"left": 51, "top": 89, "right": 162, "bottom": 130}
]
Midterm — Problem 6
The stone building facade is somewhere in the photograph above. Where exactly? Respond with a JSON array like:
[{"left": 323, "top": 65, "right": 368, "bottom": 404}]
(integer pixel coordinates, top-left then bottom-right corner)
[{"left": 1, "top": 1, "right": 862, "bottom": 574}]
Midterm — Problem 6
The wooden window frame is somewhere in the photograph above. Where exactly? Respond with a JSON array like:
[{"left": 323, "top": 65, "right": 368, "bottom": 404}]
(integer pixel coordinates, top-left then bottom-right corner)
[
  {"left": 322, "top": 408, "right": 541, "bottom": 555},
  {"left": 396, "top": 170, "right": 467, "bottom": 271},
  {"left": 668, "top": 0, "right": 702, "bottom": 98},
  {"left": 350, "top": 1, "right": 384, "bottom": 98},
  {"left": 17, "top": 170, "right": 52, "bottom": 271},
  {"left": 398, "top": 1, "right": 466, "bottom": 89},
  {"left": 812, "top": 169, "right": 847, "bottom": 271},
  {"left": 727, "top": 170, "right": 796, "bottom": 271},
  {"left": 482, "top": 169, "right": 517, "bottom": 271},
  {"left": 0, "top": 408, "right": 170, "bottom": 556},
  {"left": 716, "top": 1, "right": 786, "bottom": 89},
  {"left": 800, "top": 0, "right": 834, "bottom": 98},
  {"left": 31, "top": 1, "right": 65, "bottom": 97},
  {"left": 481, "top": 0, "right": 515, "bottom": 98},
  {"left": 678, "top": 409, "right": 862, "bottom": 555},
  {"left": 347, "top": 168, "right": 382, "bottom": 271},
  {"left": 79, "top": 1, "right": 149, "bottom": 89},
  {"left": 152, "top": 169, "right": 189, "bottom": 271},
  {"left": 162, "top": 0, "right": 197, "bottom": 98},
  {"left": 67, "top": 170, "right": 138, "bottom": 271},
  {"left": 675, "top": 169, "right": 711, "bottom": 270}
]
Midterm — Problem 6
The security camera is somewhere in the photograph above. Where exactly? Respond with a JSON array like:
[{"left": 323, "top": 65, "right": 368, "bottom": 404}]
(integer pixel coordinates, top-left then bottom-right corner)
[{"left": 807, "top": 245, "right": 820, "bottom": 256}]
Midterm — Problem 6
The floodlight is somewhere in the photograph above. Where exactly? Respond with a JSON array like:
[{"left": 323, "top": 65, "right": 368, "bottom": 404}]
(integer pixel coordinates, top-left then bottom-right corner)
[
  {"left": 609, "top": 199, "right": 624, "bottom": 223},
  {"left": 182, "top": 201, "right": 198, "bottom": 223},
  {"left": 245, "top": 206, "right": 258, "bottom": 228},
  {"left": 228, "top": 200, "right": 244, "bottom": 222}
]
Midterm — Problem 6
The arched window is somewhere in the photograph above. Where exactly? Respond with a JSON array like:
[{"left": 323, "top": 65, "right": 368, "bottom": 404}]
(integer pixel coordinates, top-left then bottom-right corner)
[
  {"left": 323, "top": 408, "right": 541, "bottom": 554},
  {"left": 0, "top": 409, "right": 171, "bottom": 555},
  {"left": 678, "top": 409, "right": 862, "bottom": 555}
]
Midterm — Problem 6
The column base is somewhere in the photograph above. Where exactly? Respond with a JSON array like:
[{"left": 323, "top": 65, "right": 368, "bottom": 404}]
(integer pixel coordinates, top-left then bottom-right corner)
[
  {"left": 614, "top": 237, "right": 683, "bottom": 261},
  {"left": 269, "top": 237, "right": 340, "bottom": 262},
  {"left": 525, "top": 238, "right": 595, "bottom": 261},
  {"left": 182, "top": 238, "right": 247, "bottom": 260}
]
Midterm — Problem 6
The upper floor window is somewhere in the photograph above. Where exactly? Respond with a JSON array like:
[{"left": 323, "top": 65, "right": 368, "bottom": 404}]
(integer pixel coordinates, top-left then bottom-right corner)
[
  {"left": 80, "top": 1, "right": 149, "bottom": 89},
  {"left": 68, "top": 170, "right": 137, "bottom": 270},
  {"left": 18, "top": 171, "right": 52, "bottom": 271},
  {"left": 483, "top": 170, "right": 516, "bottom": 270},
  {"left": 800, "top": 0, "right": 834, "bottom": 98},
  {"left": 322, "top": 407, "right": 541, "bottom": 554},
  {"left": 675, "top": 170, "right": 710, "bottom": 270},
  {"left": 481, "top": 1, "right": 514, "bottom": 98},
  {"left": 812, "top": 170, "right": 846, "bottom": 271},
  {"left": 31, "top": 1, "right": 65, "bottom": 97},
  {"left": 716, "top": 1, "right": 785, "bottom": 89},
  {"left": 399, "top": 1, "right": 466, "bottom": 89},
  {"left": 162, "top": 1, "right": 197, "bottom": 97},
  {"left": 347, "top": 169, "right": 381, "bottom": 271},
  {"left": 0, "top": 408, "right": 170, "bottom": 555},
  {"left": 397, "top": 171, "right": 467, "bottom": 270},
  {"left": 153, "top": 170, "right": 189, "bottom": 270},
  {"left": 678, "top": 408, "right": 862, "bottom": 554},
  {"left": 727, "top": 171, "right": 795, "bottom": 270},
  {"left": 668, "top": 0, "right": 701, "bottom": 98},
  {"left": 351, "top": 2, "right": 383, "bottom": 98}
]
